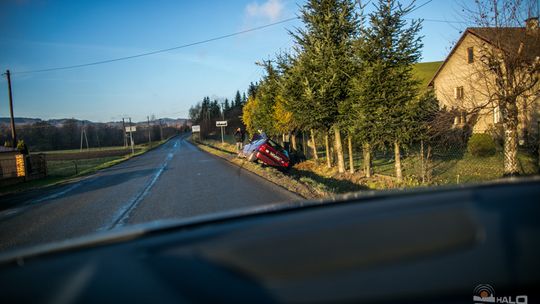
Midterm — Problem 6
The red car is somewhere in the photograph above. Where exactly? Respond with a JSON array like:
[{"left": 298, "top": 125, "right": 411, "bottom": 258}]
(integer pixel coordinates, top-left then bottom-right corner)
[{"left": 241, "top": 138, "right": 291, "bottom": 170}]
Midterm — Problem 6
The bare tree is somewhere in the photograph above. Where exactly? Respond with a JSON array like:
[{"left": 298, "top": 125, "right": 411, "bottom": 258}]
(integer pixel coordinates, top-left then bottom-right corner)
[{"left": 461, "top": 0, "right": 540, "bottom": 175}]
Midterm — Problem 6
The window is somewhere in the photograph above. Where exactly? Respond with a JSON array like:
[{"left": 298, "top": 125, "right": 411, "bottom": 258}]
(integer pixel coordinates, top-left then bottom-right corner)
[
  {"left": 454, "top": 86, "right": 464, "bottom": 99},
  {"left": 467, "top": 47, "right": 474, "bottom": 63}
]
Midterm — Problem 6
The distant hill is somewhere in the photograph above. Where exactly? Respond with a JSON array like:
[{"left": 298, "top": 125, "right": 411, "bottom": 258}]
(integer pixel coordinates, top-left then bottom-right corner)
[
  {"left": 413, "top": 61, "right": 443, "bottom": 87},
  {"left": 0, "top": 117, "right": 189, "bottom": 127},
  {"left": 0, "top": 117, "right": 42, "bottom": 125}
]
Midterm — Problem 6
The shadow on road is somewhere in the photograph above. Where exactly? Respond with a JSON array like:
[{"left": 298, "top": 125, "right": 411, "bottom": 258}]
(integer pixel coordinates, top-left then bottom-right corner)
[{"left": 0, "top": 168, "right": 159, "bottom": 210}]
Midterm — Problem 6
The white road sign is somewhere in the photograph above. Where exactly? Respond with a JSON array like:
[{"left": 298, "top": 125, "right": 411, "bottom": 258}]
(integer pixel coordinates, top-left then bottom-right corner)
[
  {"left": 216, "top": 121, "right": 228, "bottom": 127},
  {"left": 125, "top": 126, "right": 136, "bottom": 132},
  {"left": 192, "top": 125, "right": 201, "bottom": 132}
]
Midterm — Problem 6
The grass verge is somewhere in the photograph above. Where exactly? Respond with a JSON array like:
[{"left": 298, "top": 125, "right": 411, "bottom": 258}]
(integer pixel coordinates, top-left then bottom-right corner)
[{"left": 191, "top": 139, "right": 371, "bottom": 199}]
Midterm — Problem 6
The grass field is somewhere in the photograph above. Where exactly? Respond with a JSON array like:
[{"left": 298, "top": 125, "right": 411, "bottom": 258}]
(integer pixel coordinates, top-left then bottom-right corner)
[
  {"left": 345, "top": 150, "right": 538, "bottom": 185},
  {"left": 413, "top": 61, "right": 443, "bottom": 87},
  {"left": 0, "top": 139, "right": 171, "bottom": 197},
  {"left": 38, "top": 145, "right": 130, "bottom": 154},
  {"left": 47, "top": 156, "right": 125, "bottom": 177}
]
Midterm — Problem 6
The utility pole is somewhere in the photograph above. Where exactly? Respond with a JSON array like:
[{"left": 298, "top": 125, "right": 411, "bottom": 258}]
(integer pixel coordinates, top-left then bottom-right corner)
[
  {"left": 147, "top": 116, "right": 152, "bottom": 147},
  {"left": 5, "top": 70, "right": 17, "bottom": 148},
  {"left": 80, "top": 121, "right": 89, "bottom": 152},
  {"left": 122, "top": 118, "right": 127, "bottom": 147},
  {"left": 159, "top": 119, "right": 163, "bottom": 141},
  {"left": 129, "top": 117, "right": 134, "bottom": 154}
]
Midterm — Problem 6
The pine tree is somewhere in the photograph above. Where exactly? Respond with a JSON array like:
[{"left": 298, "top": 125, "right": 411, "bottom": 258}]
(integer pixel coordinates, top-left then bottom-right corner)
[
  {"left": 249, "top": 82, "right": 258, "bottom": 97},
  {"left": 224, "top": 98, "right": 230, "bottom": 113},
  {"left": 351, "top": 0, "right": 423, "bottom": 181},
  {"left": 234, "top": 90, "right": 242, "bottom": 108},
  {"left": 289, "top": 0, "right": 359, "bottom": 171}
]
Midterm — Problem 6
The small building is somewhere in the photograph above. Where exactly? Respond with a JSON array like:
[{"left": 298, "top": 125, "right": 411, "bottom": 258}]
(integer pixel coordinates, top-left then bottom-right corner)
[
  {"left": 0, "top": 147, "right": 23, "bottom": 185},
  {"left": 428, "top": 18, "right": 540, "bottom": 140},
  {"left": 0, "top": 147, "right": 47, "bottom": 186}
]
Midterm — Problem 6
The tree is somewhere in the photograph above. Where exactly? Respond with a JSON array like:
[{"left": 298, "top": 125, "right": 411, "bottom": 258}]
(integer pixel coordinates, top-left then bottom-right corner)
[
  {"left": 234, "top": 90, "right": 242, "bottom": 107},
  {"left": 351, "top": 0, "right": 423, "bottom": 181},
  {"left": 289, "top": 0, "right": 359, "bottom": 172},
  {"left": 242, "top": 95, "right": 260, "bottom": 136},
  {"left": 224, "top": 98, "right": 230, "bottom": 113},
  {"left": 463, "top": 0, "right": 539, "bottom": 176},
  {"left": 247, "top": 82, "right": 258, "bottom": 99}
]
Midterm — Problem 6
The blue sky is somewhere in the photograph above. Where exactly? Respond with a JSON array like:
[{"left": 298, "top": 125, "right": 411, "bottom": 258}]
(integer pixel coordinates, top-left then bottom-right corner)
[{"left": 0, "top": 0, "right": 473, "bottom": 122}]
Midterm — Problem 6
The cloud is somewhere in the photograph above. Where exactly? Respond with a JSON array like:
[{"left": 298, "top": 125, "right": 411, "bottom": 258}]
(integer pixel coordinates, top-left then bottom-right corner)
[{"left": 245, "top": 0, "right": 284, "bottom": 22}]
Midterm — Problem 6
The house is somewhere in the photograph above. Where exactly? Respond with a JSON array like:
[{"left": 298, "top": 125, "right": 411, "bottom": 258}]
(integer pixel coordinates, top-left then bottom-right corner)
[{"left": 428, "top": 18, "right": 540, "bottom": 141}]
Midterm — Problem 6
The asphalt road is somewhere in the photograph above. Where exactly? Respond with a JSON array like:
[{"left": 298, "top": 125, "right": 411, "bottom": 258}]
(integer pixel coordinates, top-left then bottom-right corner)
[{"left": 0, "top": 135, "right": 300, "bottom": 252}]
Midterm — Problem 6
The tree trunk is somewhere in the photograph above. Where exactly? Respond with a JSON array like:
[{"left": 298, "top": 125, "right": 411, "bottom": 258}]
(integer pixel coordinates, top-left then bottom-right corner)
[
  {"left": 291, "top": 133, "right": 297, "bottom": 151},
  {"left": 348, "top": 135, "right": 354, "bottom": 174},
  {"left": 426, "top": 145, "right": 432, "bottom": 183},
  {"left": 362, "top": 143, "right": 372, "bottom": 177},
  {"left": 333, "top": 126, "right": 345, "bottom": 173},
  {"left": 394, "top": 141, "right": 403, "bottom": 182},
  {"left": 310, "top": 129, "right": 318, "bottom": 160},
  {"left": 503, "top": 102, "right": 519, "bottom": 176},
  {"left": 324, "top": 132, "right": 331, "bottom": 168},
  {"left": 420, "top": 140, "right": 425, "bottom": 183}
]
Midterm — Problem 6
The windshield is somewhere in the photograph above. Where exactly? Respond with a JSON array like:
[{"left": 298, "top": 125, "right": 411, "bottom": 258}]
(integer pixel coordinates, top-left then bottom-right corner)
[{"left": 0, "top": 0, "right": 538, "bottom": 255}]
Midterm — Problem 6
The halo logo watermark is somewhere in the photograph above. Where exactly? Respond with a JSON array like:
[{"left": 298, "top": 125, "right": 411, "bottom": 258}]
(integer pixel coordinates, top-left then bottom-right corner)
[{"left": 473, "top": 284, "right": 528, "bottom": 304}]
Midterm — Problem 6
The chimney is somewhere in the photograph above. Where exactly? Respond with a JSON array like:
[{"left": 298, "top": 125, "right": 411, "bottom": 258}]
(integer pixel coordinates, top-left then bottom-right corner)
[{"left": 525, "top": 17, "right": 538, "bottom": 33}]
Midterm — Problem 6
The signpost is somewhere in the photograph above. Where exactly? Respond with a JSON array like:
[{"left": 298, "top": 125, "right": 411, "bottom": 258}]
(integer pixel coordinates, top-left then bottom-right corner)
[
  {"left": 192, "top": 125, "right": 200, "bottom": 132},
  {"left": 126, "top": 120, "right": 135, "bottom": 154},
  {"left": 216, "top": 121, "right": 227, "bottom": 144}
]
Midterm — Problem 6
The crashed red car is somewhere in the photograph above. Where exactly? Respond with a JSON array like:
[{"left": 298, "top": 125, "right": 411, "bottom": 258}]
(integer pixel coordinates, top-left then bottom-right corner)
[{"left": 240, "top": 137, "right": 291, "bottom": 170}]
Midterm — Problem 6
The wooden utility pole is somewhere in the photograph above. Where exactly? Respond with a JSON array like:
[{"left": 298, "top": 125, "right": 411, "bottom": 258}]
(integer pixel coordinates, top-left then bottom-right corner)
[
  {"left": 129, "top": 117, "right": 134, "bottom": 154},
  {"left": 159, "top": 119, "right": 163, "bottom": 141},
  {"left": 122, "top": 118, "right": 127, "bottom": 147},
  {"left": 5, "top": 70, "right": 17, "bottom": 148},
  {"left": 147, "top": 116, "right": 152, "bottom": 146}
]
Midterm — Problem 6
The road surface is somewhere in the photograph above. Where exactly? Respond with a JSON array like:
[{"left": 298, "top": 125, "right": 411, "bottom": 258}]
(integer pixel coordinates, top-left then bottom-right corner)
[{"left": 0, "top": 135, "right": 300, "bottom": 252}]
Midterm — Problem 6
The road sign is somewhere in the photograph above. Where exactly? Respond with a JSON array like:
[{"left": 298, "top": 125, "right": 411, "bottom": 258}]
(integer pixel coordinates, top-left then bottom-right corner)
[
  {"left": 192, "top": 125, "right": 201, "bottom": 132},
  {"left": 215, "top": 121, "right": 227, "bottom": 143},
  {"left": 125, "top": 126, "right": 136, "bottom": 132},
  {"left": 15, "top": 154, "right": 25, "bottom": 177}
]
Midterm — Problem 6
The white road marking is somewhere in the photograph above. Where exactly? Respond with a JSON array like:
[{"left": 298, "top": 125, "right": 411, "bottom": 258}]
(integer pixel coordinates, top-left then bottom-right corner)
[{"left": 106, "top": 138, "right": 181, "bottom": 230}]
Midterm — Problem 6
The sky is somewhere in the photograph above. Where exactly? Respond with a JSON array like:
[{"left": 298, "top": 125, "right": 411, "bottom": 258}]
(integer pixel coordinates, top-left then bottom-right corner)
[{"left": 0, "top": 0, "right": 475, "bottom": 122}]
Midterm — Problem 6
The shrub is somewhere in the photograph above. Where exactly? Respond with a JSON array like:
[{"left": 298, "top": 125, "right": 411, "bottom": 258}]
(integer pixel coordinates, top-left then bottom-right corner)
[{"left": 467, "top": 133, "right": 496, "bottom": 157}]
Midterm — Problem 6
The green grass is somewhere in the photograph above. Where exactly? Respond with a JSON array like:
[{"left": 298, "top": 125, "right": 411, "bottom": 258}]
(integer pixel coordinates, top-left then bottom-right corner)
[
  {"left": 47, "top": 156, "right": 124, "bottom": 177},
  {"left": 0, "top": 138, "right": 172, "bottom": 197},
  {"left": 431, "top": 152, "right": 537, "bottom": 184},
  {"left": 35, "top": 144, "right": 160, "bottom": 155},
  {"left": 413, "top": 61, "right": 443, "bottom": 87},
  {"left": 351, "top": 150, "right": 537, "bottom": 186}
]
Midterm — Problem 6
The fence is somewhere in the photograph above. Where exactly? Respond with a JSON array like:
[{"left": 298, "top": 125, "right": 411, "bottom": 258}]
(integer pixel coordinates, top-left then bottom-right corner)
[{"left": 201, "top": 129, "right": 539, "bottom": 186}]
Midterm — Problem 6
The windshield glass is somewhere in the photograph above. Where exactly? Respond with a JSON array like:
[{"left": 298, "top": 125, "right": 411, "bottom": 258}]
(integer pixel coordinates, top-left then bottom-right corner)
[{"left": 0, "top": 0, "right": 538, "bottom": 254}]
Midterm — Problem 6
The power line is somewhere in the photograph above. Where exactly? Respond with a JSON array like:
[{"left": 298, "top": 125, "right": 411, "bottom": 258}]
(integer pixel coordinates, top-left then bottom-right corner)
[
  {"left": 409, "top": 0, "right": 434, "bottom": 13},
  {"left": 406, "top": 17, "right": 466, "bottom": 24},
  {"left": 8, "top": 9, "right": 465, "bottom": 76},
  {"left": 12, "top": 16, "right": 300, "bottom": 75}
]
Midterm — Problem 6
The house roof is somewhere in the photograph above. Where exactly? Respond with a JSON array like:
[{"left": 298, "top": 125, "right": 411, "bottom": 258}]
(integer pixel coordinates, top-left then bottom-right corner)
[{"left": 428, "top": 26, "right": 540, "bottom": 86}]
